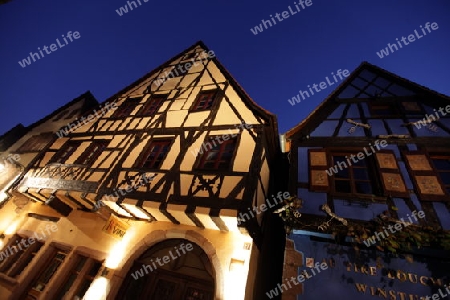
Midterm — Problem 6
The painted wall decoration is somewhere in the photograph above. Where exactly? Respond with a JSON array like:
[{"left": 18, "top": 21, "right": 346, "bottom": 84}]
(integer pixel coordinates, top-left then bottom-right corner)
[{"left": 288, "top": 234, "right": 450, "bottom": 300}]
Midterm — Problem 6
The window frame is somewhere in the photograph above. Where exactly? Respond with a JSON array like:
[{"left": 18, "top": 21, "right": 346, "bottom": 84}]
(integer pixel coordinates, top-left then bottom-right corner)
[
  {"left": 195, "top": 135, "right": 238, "bottom": 171},
  {"left": 24, "top": 244, "right": 70, "bottom": 299},
  {"left": 429, "top": 153, "right": 450, "bottom": 196},
  {"left": 15, "top": 132, "right": 54, "bottom": 153},
  {"left": 52, "top": 254, "right": 103, "bottom": 300},
  {"left": 50, "top": 140, "right": 82, "bottom": 164},
  {"left": 328, "top": 150, "right": 376, "bottom": 197},
  {"left": 135, "top": 138, "right": 174, "bottom": 170},
  {"left": 75, "top": 140, "right": 109, "bottom": 166},
  {"left": 137, "top": 94, "right": 168, "bottom": 116},
  {"left": 0, "top": 234, "right": 44, "bottom": 278},
  {"left": 112, "top": 97, "right": 141, "bottom": 118},
  {"left": 191, "top": 89, "right": 219, "bottom": 112},
  {"left": 368, "top": 101, "right": 402, "bottom": 118}
]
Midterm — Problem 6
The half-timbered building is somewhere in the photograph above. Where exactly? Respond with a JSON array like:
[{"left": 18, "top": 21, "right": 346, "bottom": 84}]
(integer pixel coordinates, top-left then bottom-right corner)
[
  {"left": 0, "top": 91, "right": 98, "bottom": 210},
  {"left": 0, "top": 42, "right": 281, "bottom": 299},
  {"left": 280, "top": 62, "right": 450, "bottom": 300}
]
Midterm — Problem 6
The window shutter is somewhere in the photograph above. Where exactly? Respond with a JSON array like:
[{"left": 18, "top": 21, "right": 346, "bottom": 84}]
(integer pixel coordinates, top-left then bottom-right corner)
[
  {"left": 308, "top": 149, "right": 330, "bottom": 192},
  {"left": 403, "top": 151, "right": 448, "bottom": 201},
  {"left": 374, "top": 150, "right": 409, "bottom": 197}
]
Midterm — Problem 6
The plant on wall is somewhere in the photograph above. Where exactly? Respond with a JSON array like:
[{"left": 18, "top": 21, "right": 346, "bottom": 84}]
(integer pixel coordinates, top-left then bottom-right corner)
[
  {"left": 276, "top": 200, "right": 450, "bottom": 253},
  {"left": 274, "top": 196, "right": 303, "bottom": 234}
]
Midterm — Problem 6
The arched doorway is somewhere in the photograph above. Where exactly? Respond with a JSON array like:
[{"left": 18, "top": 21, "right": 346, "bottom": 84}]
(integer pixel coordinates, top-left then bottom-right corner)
[{"left": 117, "top": 239, "right": 215, "bottom": 299}]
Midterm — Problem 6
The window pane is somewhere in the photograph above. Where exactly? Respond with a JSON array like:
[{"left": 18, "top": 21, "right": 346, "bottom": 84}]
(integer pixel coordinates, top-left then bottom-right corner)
[
  {"left": 355, "top": 182, "right": 373, "bottom": 194},
  {"left": 353, "top": 168, "right": 370, "bottom": 180},
  {"left": 206, "top": 152, "right": 218, "bottom": 161},
  {"left": 140, "top": 95, "right": 166, "bottom": 116},
  {"left": 54, "top": 274, "right": 77, "bottom": 299},
  {"left": 335, "top": 167, "right": 350, "bottom": 179},
  {"left": 432, "top": 159, "right": 450, "bottom": 170},
  {"left": 330, "top": 151, "right": 376, "bottom": 196},
  {"left": 198, "top": 137, "right": 236, "bottom": 170},
  {"left": 353, "top": 159, "right": 367, "bottom": 167},
  {"left": 8, "top": 242, "right": 44, "bottom": 277},
  {"left": 75, "top": 257, "right": 87, "bottom": 272},
  {"left": 438, "top": 172, "right": 450, "bottom": 185},
  {"left": 75, "top": 279, "right": 93, "bottom": 298},
  {"left": 76, "top": 141, "right": 108, "bottom": 165},
  {"left": 140, "top": 139, "right": 172, "bottom": 169},
  {"left": 52, "top": 142, "right": 81, "bottom": 164},
  {"left": 31, "top": 250, "right": 67, "bottom": 292},
  {"left": 88, "top": 262, "right": 102, "bottom": 277},
  {"left": 335, "top": 180, "right": 351, "bottom": 193},
  {"left": 193, "top": 90, "right": 217, "bottom": 111},
  {"left": 113, "top": 98, "right": 140, "bottom": 117}
]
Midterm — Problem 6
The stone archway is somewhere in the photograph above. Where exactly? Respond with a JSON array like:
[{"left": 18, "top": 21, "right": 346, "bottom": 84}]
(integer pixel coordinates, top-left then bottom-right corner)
[{"left": 110, "top": 230, "right": 224, "bottom": 300}]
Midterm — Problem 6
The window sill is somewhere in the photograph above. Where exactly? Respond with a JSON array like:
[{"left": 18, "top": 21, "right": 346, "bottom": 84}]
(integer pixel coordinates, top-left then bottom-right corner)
[{"left": 332, "top": 193, "right": 387, "bottom": 203}]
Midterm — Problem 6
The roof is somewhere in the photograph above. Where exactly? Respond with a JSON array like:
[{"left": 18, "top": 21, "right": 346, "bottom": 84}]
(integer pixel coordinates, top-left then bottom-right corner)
[
  {"left": 285, "top": 61, "right": 450, "bottom": 139},
  {"left": 101, "top": 40, "right": 281, "bottom": 156}
]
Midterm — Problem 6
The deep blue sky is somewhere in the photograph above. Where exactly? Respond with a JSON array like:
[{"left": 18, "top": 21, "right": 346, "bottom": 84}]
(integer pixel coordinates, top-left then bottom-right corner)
[{"left": 1, "top": 0, "right": 449, "bottom": 136}]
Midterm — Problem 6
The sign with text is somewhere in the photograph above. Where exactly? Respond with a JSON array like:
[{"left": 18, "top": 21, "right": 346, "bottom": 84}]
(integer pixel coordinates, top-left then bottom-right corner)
[
  {"left": 288, "top": 233, "right": 450, "bottom": 300},
  {"left": 103, "top": 215, "right": 130, "bottom": 239}
]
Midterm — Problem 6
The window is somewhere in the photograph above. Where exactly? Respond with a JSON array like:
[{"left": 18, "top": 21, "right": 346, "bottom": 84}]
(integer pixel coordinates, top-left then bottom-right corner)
[
  {"left": 51, "top": 141, "right": 82, "bottom": 164},
  {"left": 368, "top": 101, "right": 401, "bottom": 117},
  {"left": 15, "top": 132, "right": 54, "bottom": 153},
  {"left": 138, "top": 94, "right": 167, "bottom": 116},
  {"left": 401, "top": 101, "right": 423, "bottom": 115},
  {"left": 331, "top": 153, "right": 374, "bottom": 195},
  {"left": 196, "top": 136, "right": 237, "bottom": 170},
  {"left": 25, "top": 247, "right": 69, "bottom": 299},
  {"left": 309, "top": 148, "right": 408, "bottom": 198},
  {"left": 0, "top": 234, "right": 44, "bottom": 278},
  {"left": 54, "top": 255, "right": 102, "bottom": 300},
  {"left": 137, "top": 139, "right": 172, "bottom": 169},
  {"left": 75, "top": 141, "right": 109, "bottom": 166},
  {"left": 112, "top": 97, "right": 141, "bottom": 118},
  {"left": 430, "top": 154, "right": 450, "bottom": 194},
  {"left": 192, "top": 90, "right": 218, "bottom": 111}
]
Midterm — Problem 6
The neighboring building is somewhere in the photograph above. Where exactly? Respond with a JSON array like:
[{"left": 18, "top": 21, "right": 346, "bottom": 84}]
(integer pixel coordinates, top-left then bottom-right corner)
[
  {"left": 0, "top": 91, "right": 98, "bottom": 209},
  {"left": 0, "top": 124, "right": 28, "bottom": 152},
  {"left": 279, "top": 62, "right": 450, "bottom": 300},
  {"left": 0, "top": 42, "right": 281, "bottom": 299}
]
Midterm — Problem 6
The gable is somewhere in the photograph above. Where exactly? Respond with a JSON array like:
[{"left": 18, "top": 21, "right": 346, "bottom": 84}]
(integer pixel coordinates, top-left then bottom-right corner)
[{"left": 287, "top": 62, "right": 450, "bottom": 139}]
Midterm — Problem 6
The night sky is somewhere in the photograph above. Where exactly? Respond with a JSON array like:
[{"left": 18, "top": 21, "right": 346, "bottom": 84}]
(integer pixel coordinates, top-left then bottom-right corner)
[{"left": 1, "top": 0, "right": 449, "bottom": 136}]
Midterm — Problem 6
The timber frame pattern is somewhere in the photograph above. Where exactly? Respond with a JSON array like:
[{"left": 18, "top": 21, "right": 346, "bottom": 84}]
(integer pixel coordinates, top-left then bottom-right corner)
[
  {"left": 16, "top": 41, "right": 280, "bottom": 246},
  {"left": 286, "top": 62, "right": 450, "bottom": 236}
]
